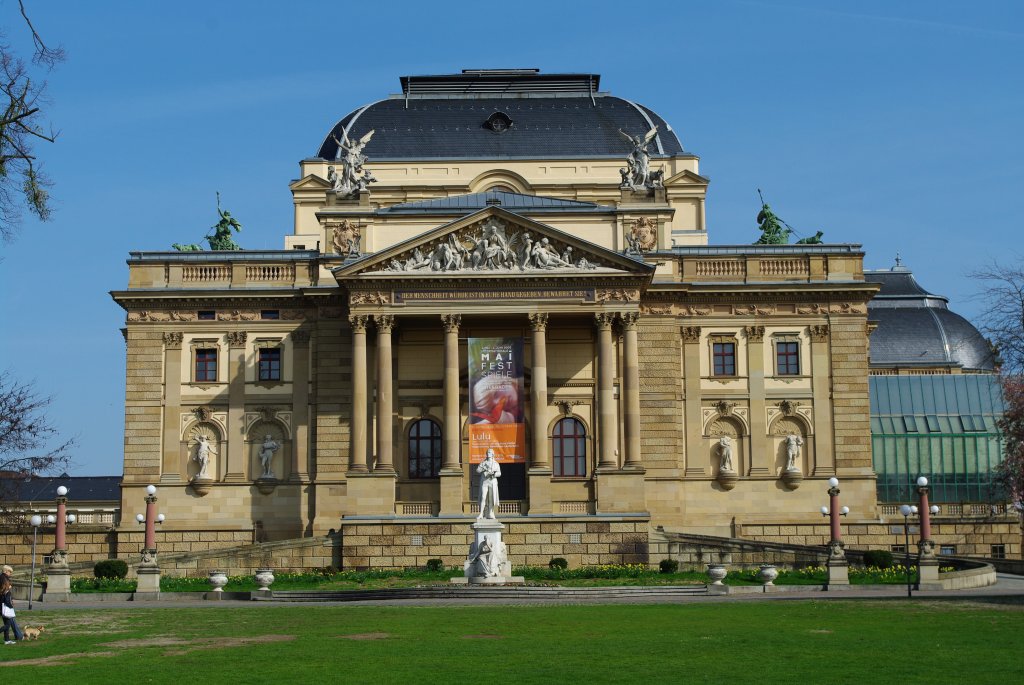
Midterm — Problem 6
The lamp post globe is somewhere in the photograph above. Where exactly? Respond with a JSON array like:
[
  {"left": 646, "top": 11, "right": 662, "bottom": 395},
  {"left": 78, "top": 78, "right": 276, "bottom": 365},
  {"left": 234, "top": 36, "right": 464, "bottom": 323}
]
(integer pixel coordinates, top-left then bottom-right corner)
[
  {"left": 917, "top": 476, "right": 929, "bottom": 488},
  {"left": 146, "top": 484, "right": 157, "bottom": 496},
  {"left": 899, "top": 504, "right": 911, "bottom": 516},
  {"left": 30, "top": 514, "right": 42, "bottom": 527},
  {"left": 136, "top": 513, "right": 145, "bottom": 523},
  {"left": 828, "top": 477, "right": 839, "bottom": 488},
  {"left": 67, "top": 514, "right": 76, "bottom": 524},
  {"left": 840, "top": 506, "right": 850, "bottom": 515},
  {"left": 56, "top": 485, "right": 68, "bottom": 497},
  {"left": 930, "top": 505, "right": 939, "bottom": 515},
  {"left": 820, "top": 506, "right": 829, "bottom": 515},
  {"left": 157, "top": 514, "right": 166, "bottom": 523}
]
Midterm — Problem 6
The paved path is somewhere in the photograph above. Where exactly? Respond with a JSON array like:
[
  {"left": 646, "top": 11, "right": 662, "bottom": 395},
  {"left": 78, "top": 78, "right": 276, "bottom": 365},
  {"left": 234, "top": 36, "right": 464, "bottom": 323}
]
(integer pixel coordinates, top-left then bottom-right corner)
[{"left": 15, "top": 575, "right": 1024, "bottom": 613}]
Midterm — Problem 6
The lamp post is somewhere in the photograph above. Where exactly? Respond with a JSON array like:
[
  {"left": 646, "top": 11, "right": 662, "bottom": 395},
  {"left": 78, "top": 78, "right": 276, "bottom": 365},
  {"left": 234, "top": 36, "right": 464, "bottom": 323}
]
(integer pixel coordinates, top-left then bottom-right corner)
[
  {"left": 820, "top": 477, "right": 851, "bottom": 587},
  {"left": 46, "top": 485, "right": 75, "bottom": 599},
  {"left": 898, "top": 504, "right": 918, "bottom": 597},
  {"left": 27, "top": 513, "right": 55, "bottom": 610},
  {"left": 135, "top": 485, "right": 164, "bottom": 596},
  {"left": 915, "top": 476, "right": 942, "bottom": 587}
]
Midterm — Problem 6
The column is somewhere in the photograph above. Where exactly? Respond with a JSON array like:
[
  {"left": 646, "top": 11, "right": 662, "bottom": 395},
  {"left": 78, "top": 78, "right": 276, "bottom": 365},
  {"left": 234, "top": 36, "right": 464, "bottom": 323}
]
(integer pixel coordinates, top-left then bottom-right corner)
[
  {"left": 529, "top": 313, "right": 550, "bottom": 471},
  {"left": 595, "top": 313, "right": 618, "bottom": 469},
  {"left": 349, "top": 316, "right": 369, "bottom": 472},
  {"left": 374, "top": 314, "right": 395, "bottom": 473},
  {"left": 809, "top": 324, "right": 835, "bottom": 474},
  {"left": 161, "top": 332, "right": 183, "bottom": 481},
  {"left": 290, "top": 330, "right": 311, "bottom": 481},
  {"left": 681, "top": 326, "right": 704, "bottom": 475},
  {"left": 745, "top": 325, "right": 768, "bottom": 475},
  {"left": 441, "top": 314, "right": 462, "bottom": 471},
  {"left": 620, "top": 312, "right": 642, "bottom": 470},
  {"left": 225, "top": 331, "right": 247, "bottom": 481}
]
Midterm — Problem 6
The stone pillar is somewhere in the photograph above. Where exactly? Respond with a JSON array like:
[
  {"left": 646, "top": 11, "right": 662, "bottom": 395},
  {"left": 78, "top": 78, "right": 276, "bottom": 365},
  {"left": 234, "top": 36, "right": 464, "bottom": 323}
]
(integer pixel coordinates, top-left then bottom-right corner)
[
  {"left": 809, "top": 324, "right": 835, "bottom": 474},
  {"left": 595, "top": 313, "right": 618, "bottom": 469},
  {"left": 440, "top": 314, "right": 464, "bottom": 515},
  {"left": 225, "top": 331, "right": 248, "bottom": 482},
  {"left": 917, "top": 483, "right": 939, "bottom": 585},
  {"left": 620, "top": 312, "right": 642, "bottom": 470},
  {"left": 745, "top": 326, "right": 769, "bottom": 475},
  {"left": 161, "top": 332, "right": 183, "bottom": 482},
  {"left": 681, "top": 326, "right": 704, "bottom": 475},
  {"left": 290, "top": 330, "right": 311, "bottom": 481},
  {"left": 47, "top": 493, "right": 71, "bottom": 598},
  {"left": 374, "top": 314, "right": 395, "bottom": 473},
  {"left": 529, "top": 313, "right": 550, "bottom": 471},
  {"left": 528, "top": 313, "right": 552, "bottom": 515},
  {"left": 826, "top": 481, "right": 849, "bottom": 586},
  {"left": 137, "top": 491, "right": 160, "bottom": 596},
  {"left": 349, "top": 315, "right": 369, "bottom": 472}
]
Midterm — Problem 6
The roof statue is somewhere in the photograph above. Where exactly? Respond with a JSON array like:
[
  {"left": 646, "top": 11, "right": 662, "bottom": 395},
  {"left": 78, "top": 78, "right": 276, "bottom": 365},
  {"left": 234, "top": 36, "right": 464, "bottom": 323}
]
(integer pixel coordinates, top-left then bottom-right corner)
[
  {"left": 754, "top": 190, "right": 824, "bottom": 245},
  {"left": 172, "top": 192, "right": 243, "bottom": 251},
  {"left": 329, "top": 129, "right": 377, "bottom": 197},
  {"left": 618, "top": 126, "right": 664, "bottom": 192}
]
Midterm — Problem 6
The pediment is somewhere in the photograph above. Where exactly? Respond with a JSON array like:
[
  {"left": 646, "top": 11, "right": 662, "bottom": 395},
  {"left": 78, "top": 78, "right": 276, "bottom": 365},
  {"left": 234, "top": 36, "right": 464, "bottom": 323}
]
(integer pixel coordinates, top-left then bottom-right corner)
[
  {"left": 289, "top": 173, "right": 332, "bottom": 191},
  {"left": 664, "top": 169, "right": 709, "bottom": 186},
  {"left": 333, "top": 207, "right": 653, "bottom": 279}
]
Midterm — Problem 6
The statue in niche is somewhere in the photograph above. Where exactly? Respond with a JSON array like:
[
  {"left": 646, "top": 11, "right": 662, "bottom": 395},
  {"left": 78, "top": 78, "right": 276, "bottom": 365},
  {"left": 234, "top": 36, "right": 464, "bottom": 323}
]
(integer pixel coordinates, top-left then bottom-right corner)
[
  {"left": 330, "top": 129, "right": 376, "bottom": 197},
  {"left": 784, "top": 433, "right": 804, "bottom": 471},
  {"left": 193, "top": 433, "right": 216, "bottom": 480},
  {"left": 718, "top": 436, "right": 734, "bottom": 473},
  {"left": 476, "top": 449, "right": 502, "bottom": 520},
  {"left": 258, "top": 434, "right": 281, "bottom": 479},
  {"left": 618, "top": 126, "right": 663, "bottom": 191}
]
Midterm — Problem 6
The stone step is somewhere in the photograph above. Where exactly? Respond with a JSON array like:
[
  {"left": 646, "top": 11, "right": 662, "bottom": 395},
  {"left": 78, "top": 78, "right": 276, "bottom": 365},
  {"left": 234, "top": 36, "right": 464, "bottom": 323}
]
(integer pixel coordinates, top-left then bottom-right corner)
[{"left": 258, "top": 585, "right": 709, "bottom": 602}]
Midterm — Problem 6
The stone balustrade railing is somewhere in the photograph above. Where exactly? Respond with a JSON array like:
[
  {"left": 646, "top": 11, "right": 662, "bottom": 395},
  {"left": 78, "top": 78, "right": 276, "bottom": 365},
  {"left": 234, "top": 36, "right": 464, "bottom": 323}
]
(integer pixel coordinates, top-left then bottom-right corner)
[{"left": 125, "top": 251, "right": 319, "bottom": 289}]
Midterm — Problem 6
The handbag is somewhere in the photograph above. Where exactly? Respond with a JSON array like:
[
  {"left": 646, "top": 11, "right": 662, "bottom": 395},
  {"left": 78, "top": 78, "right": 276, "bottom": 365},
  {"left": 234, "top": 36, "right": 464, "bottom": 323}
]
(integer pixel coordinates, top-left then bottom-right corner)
[{"left": 2, "top": 604, "right": 14, "bottom": 619}]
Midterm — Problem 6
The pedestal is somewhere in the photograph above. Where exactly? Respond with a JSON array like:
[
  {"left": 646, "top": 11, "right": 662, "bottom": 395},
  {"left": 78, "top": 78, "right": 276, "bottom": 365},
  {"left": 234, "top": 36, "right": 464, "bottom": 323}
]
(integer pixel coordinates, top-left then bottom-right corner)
[
  {"left": 136, "top": 548, "right": 161, "bottom": 598},
  {"left": 45, "top": 567, "right": 71, "bottom": 600},
  {"left": 191, "top": 477, "right": 213, "bottom": 497},
  {"left": 781, "top": 468, "right": 803, "bottom": 490},
  {"left": 451, "top": 519, "right": 523, "bottom": 585},
  {"left": 918, "top": 540, "right": 941, "bottom": 588},
  {"left": 826, "top": 540, "right": 849, "bottom": 587}
]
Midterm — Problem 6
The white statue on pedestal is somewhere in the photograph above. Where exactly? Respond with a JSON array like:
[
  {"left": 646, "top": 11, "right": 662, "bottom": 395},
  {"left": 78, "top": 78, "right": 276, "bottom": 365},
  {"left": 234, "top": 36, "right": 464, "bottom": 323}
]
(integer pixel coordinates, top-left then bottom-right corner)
[
  {"left": 258, "top": 434, "right": 280, "bottom": 479},
  {"left": 194, "top": 434, "right": 215, "bottom": 479},
  {"left": 467, "top": 533, "right": 507, "bottom": 578},
  {"left": 476, "top": 449, "right": 501, "bottom": 519},
  {"left": 718, "top": 436, "right": 734, "bottom": 472},
  {"left": 785, "top": 433, "right": 804, "bottom": 471}
]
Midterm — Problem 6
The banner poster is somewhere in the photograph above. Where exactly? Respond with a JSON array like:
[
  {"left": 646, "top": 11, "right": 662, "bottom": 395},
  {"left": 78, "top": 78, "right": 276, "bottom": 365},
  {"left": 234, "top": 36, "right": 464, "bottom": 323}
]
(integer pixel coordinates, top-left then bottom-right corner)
[{"left": 467, "top": 337, "right": 526, "bottom": 464}]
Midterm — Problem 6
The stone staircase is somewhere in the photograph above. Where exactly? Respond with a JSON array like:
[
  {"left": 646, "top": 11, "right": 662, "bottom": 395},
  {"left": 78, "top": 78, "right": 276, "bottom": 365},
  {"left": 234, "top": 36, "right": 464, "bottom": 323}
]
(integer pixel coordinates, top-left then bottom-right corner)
[{"left": 258, "top": 584, "right": 708, "bottom": 602}]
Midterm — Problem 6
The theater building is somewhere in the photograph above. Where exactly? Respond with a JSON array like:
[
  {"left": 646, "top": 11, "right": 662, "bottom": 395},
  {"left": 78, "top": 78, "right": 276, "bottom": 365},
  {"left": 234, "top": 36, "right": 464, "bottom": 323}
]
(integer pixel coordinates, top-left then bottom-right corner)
[{"left": 111, "top": 70, "right": 885, "bottom": 568}]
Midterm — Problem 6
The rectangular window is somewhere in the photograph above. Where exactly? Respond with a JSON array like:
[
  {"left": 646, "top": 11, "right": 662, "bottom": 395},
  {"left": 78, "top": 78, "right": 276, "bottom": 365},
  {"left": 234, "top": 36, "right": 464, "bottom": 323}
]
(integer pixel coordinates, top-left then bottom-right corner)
[
  {"left": 940, "top": 545, "right": 957, "bottom": 556},
  {"left": 261, "top": 310, "right": 280, "bottom": 320},
  {"left": 903, "top": 415, "right": 919, "bottom": 433},
  {"left": 890, "top": 544, "right": 906, "bottom": 554},
  {"left": 712, "top": 341, "right": 736, "bottom": 376},
  {"left": 775, "top": 341, "right": 800, "bottom": 375},
  {"left": 991, "top": 544, "right": 1006, "bottom": 559},
  {"left": 258, "top": 348, "right": 282, "bottom": 381},
  {"left": 195, "top": 348, "right": 218, "bottom": 382},
  {"left": 925, "top": 415, "right": 940, "bottom": 432},
  {"left": 197, "top": 310, "right": 216, "bottom": 321}
]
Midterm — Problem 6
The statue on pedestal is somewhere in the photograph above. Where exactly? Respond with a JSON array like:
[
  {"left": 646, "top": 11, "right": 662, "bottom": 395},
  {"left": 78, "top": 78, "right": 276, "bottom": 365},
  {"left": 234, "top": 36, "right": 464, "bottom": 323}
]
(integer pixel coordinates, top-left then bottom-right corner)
[
  {"left": 258, "top": 434, "right": 280, "bottom": 479},
  {"left": 476, "top": 449, "right": 501, "bottom": 519},
  {"left": 193, "top": 434, "right": 215, "bottom": 479},
  {"left": 785, "top": 433, "right": 804, "bottom": 471},
  {"left": 718, "top": 436, "right": 734, "bottom": 472}
]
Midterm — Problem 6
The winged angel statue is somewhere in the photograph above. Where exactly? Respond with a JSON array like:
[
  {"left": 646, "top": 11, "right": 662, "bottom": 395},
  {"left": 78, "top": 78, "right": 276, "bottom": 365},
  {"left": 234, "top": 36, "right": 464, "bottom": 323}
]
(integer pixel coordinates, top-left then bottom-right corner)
[
  {"left": 618, "top": 126, "right": 664, "bottom": 191},
  {"left": 329, "top": 129, "right": 378, "bottom": 196}
]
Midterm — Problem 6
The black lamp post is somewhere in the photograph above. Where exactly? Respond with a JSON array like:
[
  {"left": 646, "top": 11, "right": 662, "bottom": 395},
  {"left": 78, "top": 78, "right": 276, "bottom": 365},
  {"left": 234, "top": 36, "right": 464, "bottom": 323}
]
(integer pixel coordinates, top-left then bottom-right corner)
[{"left": 898, "top": 503, "right": 918, "bottom": 597}]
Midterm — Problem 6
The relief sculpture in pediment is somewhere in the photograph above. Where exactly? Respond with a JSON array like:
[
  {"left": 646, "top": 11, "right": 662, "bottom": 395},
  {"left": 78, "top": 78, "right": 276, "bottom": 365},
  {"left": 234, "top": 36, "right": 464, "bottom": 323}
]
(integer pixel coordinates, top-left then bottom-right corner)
[{"left": 375, "top": 218, "right": 602, "bottom": 274}]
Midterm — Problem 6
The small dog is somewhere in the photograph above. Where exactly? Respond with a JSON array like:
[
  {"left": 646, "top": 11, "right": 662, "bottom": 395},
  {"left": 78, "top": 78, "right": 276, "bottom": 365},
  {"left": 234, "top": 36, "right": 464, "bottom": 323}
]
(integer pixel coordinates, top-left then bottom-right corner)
[{"left": 22, "top": 626, "right": 44, "bottom": 640}]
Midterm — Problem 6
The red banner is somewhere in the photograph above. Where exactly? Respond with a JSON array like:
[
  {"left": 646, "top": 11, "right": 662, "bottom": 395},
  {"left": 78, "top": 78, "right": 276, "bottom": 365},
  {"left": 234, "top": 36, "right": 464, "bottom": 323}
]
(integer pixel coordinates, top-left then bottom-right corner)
[{"left": 467, "top": 337, "right": 525, "bottom": 463}]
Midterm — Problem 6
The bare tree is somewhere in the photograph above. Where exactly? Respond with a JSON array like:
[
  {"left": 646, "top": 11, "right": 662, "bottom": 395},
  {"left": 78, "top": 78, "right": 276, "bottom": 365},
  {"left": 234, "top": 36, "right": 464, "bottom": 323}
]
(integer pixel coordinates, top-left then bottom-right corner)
[
  {"left": 995, "top": 377, "right": 1024, "bottom": 511},
  {"left": 970, "top": 260, "right": 1024, "bottom": 375},
  {"left": 0, "top": 0, "right": 64, "bottom": 243},
  {"left": 0, "top": 371, "right": 74, "bottom": 519}
]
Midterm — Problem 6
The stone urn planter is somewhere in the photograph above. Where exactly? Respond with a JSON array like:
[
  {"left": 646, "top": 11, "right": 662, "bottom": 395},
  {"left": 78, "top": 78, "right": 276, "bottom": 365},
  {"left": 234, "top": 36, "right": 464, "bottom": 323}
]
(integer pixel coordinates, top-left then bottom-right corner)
[
  {"left": 758, "top": 564, "right": 779, "bottom": 586},
  {"left": 707, "top": 563, "right": 727, "bottom": 586},
  {"left": 255, "top": 568, "right": 275, "bottom": 591},
  {"left": 208, "top": 570, "right": 228, "bottom": 592}
]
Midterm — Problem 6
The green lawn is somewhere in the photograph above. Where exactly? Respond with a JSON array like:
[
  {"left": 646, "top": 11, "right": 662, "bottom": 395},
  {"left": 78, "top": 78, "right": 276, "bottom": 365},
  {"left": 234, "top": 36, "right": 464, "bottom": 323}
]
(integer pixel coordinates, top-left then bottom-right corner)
[{"left": 3, "top": 600, "right": 1022, "bottom": 684}]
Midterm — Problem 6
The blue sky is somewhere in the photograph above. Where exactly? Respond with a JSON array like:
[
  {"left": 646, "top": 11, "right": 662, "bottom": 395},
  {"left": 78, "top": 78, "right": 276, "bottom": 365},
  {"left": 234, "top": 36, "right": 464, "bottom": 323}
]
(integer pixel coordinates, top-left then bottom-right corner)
[{"left": 0, "top": 0, "right": 1021, "bottom": 476}]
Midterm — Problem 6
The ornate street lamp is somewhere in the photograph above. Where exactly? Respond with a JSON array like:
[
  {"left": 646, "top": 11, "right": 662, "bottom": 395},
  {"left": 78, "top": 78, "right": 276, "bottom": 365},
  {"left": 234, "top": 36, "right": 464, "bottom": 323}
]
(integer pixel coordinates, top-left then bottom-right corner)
[
  {"left": 28, "top": 513, "right": 55, "bottom": 610},
  {"left": 898, "top": 504, "right": 919, "bottom": 597},
  {"left": 915, "top": 476, "right": 942, "bottom": 586},
  {"left": 135, "top": 485, "right": 165, "bottom": 595},
  {"left": 820, "top": 477, "right": 851, "bottom": 587},
  {"left": 46, "top": 485, "right": 75, "bottom": 598}
]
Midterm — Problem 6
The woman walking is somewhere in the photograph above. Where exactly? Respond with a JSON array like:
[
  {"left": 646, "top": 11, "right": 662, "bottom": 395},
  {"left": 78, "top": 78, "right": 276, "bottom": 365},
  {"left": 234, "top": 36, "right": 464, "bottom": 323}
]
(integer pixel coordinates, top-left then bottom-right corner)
[{"left": 1, "top": 577, "right": 22, "bottom": 644}]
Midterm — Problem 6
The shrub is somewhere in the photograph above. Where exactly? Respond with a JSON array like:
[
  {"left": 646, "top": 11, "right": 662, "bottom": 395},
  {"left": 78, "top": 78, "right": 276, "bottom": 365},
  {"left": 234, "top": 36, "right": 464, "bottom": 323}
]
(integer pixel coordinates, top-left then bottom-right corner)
[
  {"left": 659, "top": 559, "right": 679, "bottom": 574},
  {"left": 862, "top": 550, "right": 894, "bottom": 569},
  {"left": 319, "top": 565, "right": 339, "bottom": 576},
  {"left": 94, "top": 559, "right": 128, "bottom": 579},
  {"left": 425, "top": 559, "right": 444, "bottom": 572},
  {"left": 548, "top": 557, "right": 569, "bottom": 570}
]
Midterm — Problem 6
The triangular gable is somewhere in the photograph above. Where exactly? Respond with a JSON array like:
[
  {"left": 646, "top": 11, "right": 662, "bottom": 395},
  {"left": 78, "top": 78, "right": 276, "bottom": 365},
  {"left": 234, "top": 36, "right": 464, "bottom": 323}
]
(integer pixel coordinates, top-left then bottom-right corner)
[
  {"left": 289, "top": 173, "right": 332, "bottom": 191},
  {"left": 333, "top": 206, "right": 653, "bottom": 278},
  {"left": 664, "top": 169, "right": 709, "bottom": 186}
]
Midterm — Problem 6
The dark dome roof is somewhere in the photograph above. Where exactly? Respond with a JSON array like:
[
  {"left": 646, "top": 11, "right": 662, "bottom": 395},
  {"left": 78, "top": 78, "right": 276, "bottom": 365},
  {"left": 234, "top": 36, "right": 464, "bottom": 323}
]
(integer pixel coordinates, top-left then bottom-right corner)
[
  {"left": 316, "top": 70, "right": 685, "bottom": 161},
  {"left": 867, "top": 264, "right": 995, "bottom": 371}
]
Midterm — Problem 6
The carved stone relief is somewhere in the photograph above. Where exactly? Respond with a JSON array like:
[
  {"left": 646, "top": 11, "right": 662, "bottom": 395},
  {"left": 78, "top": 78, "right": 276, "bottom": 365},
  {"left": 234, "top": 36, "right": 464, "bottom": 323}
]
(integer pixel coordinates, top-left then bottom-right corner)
[
  {"left": 331, "top": 220, "right": 362, "bottom": 257},
  {"left": 227, "top": 332, "right": 248, "bottom": 347},
  {"left": 128, "top": 310, "right": 197, "bottom": 322},
  {"left": 809, "top": 324, "right": 829, "bottom": 342},
  {"left": 624, "top": 216, "right": 658, "bottom": 255},
  {"left": 681, "top": 326, "right": 701, "bottom": 343},
  {"left": 163, "top": 332, "right": 183, "bottom": 349},
  {"left": 350, "top": 291, "right": 390, "bottom": 306},
  {"left": 596, "top": 288, "right": 638, "bottom": 303},
  {"left": 733, "top": 304, "right": 777, "bottom": 316},
  {"left": 744, "top": 326, "right": 765, "bottom": 342},
  {"left": 219, "top": 310, "right": 259, "bottom": 322},
  {"left": 370, "top": 217, "right": 606, "bottom": 274}
]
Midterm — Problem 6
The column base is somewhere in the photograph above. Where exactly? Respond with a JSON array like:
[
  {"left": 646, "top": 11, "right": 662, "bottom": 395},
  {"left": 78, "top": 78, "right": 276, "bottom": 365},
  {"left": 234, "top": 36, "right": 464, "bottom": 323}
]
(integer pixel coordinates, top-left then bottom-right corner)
[
  {"left": 344, "top": 472, "right": 397, "bottom": 516},
  {"left": 826, "top": 560, "right": 850, "bottom": 586},
  {"left": 595, "top": 470, "right": 647, "bottom": 514},
  {"left": 527, "top": 469, "right": 553, "bottom": 515},
  {"left": 46, "top": 567, "right": 71, "bottom": 598},
  {"left": 439, "top": 470, "right": 464, "bottom": 516},
  {"left": 136, "top": 567, "right": 161, "bottom": 594}
]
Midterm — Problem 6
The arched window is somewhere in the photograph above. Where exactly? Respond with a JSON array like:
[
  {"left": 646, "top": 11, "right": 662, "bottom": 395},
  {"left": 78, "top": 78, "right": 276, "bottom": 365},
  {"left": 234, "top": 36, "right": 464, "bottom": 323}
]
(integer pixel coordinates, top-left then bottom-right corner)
[
  {"left": 408, "top": 419, "right": 442, "bottom": 479},
  {"left": 552, "top": 417, "right": 587, "bottom": 477}
]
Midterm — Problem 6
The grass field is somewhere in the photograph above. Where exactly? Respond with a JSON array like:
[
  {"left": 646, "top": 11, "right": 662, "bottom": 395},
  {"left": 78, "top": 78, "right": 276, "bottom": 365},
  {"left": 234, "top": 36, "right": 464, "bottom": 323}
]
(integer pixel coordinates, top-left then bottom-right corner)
[{"left": 2, "top": 599, "right": 1022, "bottom": 684}]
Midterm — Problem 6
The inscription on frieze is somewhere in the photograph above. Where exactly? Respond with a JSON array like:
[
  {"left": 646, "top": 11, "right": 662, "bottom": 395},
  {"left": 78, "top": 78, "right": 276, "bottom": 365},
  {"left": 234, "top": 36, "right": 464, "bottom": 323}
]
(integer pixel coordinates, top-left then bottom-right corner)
[{"left": 394, "top": 289, "right": 596, "bottom": 303}]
